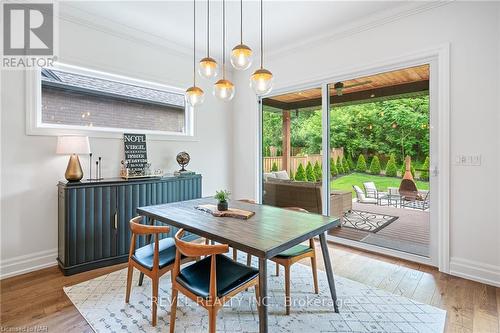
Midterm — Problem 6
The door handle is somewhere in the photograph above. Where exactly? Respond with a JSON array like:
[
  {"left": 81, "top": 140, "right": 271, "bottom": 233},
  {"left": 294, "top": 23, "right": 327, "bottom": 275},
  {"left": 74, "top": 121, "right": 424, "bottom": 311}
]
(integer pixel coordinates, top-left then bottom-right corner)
[{"left": 114, "top": 212, "right": 118, "bottom": 229}]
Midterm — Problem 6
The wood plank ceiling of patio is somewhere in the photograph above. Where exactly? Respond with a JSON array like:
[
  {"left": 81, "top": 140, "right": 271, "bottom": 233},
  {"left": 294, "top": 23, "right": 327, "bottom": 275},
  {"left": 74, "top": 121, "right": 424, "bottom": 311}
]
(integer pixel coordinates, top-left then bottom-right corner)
[{"left": 263, "top": 64, "right": 430, "bottom": 110}]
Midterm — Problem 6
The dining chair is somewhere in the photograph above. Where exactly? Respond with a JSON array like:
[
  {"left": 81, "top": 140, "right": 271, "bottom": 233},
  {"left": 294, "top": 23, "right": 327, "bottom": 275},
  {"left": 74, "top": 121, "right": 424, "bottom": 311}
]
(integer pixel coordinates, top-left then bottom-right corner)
[
  {"left": 170, "top": 229, "right": 260, "bottom": 333},
  {"left": 125, "top": 216, "right": 191, "bottom": 327},
  {"left": 245, "top": 206, "right": 319, "bottom": 315},
  {"left": 272, "top": 207, "right": 319, "bottom": 315}
]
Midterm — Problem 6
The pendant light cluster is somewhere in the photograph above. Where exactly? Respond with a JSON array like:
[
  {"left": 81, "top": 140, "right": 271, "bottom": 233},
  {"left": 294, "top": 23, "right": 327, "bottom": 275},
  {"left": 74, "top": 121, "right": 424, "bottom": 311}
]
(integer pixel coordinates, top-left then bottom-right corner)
[{"left": 185, "top": 0, "right": 273, "bottom": 107}]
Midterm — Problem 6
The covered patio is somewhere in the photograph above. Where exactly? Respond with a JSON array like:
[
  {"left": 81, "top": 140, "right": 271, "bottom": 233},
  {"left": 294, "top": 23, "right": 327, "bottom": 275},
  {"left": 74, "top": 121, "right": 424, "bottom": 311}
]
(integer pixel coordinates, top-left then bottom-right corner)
[{"left": 262, "top": 65, "right": 431, "bottom": 257}]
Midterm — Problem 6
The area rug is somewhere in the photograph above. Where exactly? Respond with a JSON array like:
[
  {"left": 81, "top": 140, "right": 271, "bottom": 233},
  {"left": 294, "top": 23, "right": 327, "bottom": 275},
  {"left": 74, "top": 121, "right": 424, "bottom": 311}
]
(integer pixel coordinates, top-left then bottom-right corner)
[
  {"left": 64, "top": 256, "right": 446, "bottom": 333},
  {"left": 342, "top": 210, "right": 399, "bottom": 233}
]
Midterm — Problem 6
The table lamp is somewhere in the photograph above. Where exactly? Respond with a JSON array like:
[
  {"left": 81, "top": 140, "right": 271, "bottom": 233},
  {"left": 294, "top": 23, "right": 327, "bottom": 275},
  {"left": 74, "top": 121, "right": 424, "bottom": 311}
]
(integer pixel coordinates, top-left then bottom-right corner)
[{"left": 56, "top": 136, "right": 91, "bottom": 182}]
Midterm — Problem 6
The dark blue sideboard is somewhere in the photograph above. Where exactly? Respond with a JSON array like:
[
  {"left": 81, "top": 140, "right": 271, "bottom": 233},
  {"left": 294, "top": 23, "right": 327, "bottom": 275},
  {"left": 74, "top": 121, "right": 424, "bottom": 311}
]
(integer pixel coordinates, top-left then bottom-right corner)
[{"left": 57, "top": 174, "right": 202, "bottom": 275}]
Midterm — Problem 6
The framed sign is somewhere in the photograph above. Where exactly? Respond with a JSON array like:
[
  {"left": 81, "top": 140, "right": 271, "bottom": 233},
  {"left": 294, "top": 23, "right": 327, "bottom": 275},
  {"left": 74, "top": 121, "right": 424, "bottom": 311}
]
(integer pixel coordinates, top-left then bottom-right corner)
[{"left": 123, "top": 133, "right": 148, "bottom": 173}]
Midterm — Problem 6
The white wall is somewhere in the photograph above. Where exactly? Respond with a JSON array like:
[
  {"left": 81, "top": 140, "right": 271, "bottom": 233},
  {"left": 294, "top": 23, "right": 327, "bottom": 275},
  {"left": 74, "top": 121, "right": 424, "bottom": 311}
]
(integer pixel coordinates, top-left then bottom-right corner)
[
  {"left": 0, "top": 17, "right": 232, "bottom": 278},
  {"left": 231, "top": 2, "right": 500, "bottom": 286}
]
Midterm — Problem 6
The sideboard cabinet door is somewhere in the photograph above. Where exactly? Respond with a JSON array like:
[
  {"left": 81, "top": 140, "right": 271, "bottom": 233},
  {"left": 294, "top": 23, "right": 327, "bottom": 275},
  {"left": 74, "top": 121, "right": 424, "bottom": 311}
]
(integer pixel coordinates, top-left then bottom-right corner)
[{"left": 62, "top": 186, "right": 117, "bottom": 268}]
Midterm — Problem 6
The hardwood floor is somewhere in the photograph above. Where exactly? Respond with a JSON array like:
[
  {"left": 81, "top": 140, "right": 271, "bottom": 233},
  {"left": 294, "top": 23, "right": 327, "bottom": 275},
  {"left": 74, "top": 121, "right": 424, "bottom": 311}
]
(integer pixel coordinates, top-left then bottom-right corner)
[{"left": 1, "top": 242, "right": 499, "bottom": 333}]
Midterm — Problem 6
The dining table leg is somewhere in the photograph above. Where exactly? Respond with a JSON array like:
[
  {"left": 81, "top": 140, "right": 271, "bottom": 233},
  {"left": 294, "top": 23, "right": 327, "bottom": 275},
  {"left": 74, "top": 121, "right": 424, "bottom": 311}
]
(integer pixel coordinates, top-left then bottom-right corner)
[
  {"left": 138, "top": 217, "right": 154, "bottom": 286},
  {"left": 258, "top": 257, "right": 268, "bottom": 333},
  {"left": 319, "top": 232, "right": 339, "bottom": 313}
]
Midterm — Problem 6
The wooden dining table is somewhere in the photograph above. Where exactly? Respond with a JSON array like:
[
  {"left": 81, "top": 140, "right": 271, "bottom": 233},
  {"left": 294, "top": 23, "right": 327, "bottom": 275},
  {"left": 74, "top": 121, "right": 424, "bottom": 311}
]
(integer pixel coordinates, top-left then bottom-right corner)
[{"left": 137, "top": 197, "right": 340, "bottom": 333}]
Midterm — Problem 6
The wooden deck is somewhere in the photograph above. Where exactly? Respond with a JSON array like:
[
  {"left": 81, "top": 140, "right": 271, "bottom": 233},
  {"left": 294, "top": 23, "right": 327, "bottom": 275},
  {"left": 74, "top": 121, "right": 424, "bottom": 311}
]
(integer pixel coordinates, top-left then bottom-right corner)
[{"left": 330, "top": 202, "right": 430, "bottom": 256}]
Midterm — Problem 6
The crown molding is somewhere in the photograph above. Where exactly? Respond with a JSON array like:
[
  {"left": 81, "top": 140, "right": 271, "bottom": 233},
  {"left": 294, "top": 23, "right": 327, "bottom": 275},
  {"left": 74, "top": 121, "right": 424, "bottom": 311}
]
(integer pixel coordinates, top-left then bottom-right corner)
[
  {"left": 59, "top": 3, "right": 198, "bottom": 60},
  {"left": 266, "top": 1, "right": 453, "bottom": 60},
  {"left": 56, "top": 1, "right": 452, "bottom": 67}
]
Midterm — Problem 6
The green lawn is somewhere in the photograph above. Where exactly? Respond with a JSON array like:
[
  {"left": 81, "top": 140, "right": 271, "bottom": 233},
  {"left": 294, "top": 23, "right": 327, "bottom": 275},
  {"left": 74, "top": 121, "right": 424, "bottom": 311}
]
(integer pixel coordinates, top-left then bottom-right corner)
[{"left": 331, "top": 172, "right": 429, "bottom": 197}]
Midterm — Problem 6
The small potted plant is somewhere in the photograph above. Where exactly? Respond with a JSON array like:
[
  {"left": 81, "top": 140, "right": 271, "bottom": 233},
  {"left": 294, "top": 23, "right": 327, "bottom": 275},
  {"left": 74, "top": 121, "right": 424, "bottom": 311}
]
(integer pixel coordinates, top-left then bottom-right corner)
[{"left": 214, "top": 190, "right": 230, "bottom": 211}]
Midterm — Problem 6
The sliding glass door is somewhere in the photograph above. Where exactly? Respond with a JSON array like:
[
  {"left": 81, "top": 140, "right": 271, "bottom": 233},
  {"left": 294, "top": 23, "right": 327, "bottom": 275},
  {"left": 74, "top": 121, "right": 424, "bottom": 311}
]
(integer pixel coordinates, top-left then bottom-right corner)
[{"left": 259, "top": 64, "right": 433, "bottom": 260}]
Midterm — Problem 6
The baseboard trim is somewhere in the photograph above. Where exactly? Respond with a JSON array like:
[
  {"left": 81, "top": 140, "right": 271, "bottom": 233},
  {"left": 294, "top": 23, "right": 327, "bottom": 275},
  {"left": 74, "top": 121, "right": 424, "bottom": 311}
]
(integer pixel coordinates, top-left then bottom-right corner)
[
  {"left": 449, "top": 257, "right": 500, "bottom": 288},
  {"left": 0, "top": 249, "right": 58, "bottom": 280}
]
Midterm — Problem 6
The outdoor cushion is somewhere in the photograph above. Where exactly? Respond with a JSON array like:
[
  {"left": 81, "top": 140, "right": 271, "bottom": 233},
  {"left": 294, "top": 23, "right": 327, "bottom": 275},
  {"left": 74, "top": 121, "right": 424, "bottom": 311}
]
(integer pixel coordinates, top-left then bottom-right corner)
[
  {"left": 263, "top": 172, "right": 276, "bottom": 181},
  {"left": 363, "top": 182, "right": 378, "bottom": 198},
  {"left": 176, "top": 254, "right": 259, "bottom": 299},
  {"left": 273, "top": 170, "right": 290, "bottom": 180},
  {"left": 353, "top": 185, "right": 366, "bottom": 199},
  {"left": 131, "top": 237, "right": 177, "bottom": 271},
  {"left": 275, "top": 244, "right": 312, "bottom": 258}
]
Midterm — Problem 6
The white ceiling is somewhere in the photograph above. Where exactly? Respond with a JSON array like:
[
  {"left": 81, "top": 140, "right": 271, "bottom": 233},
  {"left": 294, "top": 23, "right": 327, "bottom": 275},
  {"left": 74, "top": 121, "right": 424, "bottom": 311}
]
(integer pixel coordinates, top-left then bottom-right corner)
[{"left": 61, "top": 1, "right": 436, "bottom": 59}]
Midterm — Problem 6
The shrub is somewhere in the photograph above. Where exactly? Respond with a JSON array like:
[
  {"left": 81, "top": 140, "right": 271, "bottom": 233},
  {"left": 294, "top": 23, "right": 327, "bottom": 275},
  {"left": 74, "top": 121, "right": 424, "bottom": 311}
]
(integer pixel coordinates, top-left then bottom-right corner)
[
  {"left": 295, "top": 163, "right": 306, "bottom": 181},
  {"left": 420, "top": 156, "right": 430, "bottom": 180},
  {"left": 289, "top": 170, "right": 295, "bottom": 180},
  {"left": 313, "top": 161, "right": 322, "bottom": 181},
  {"left": 271, "top": 162, "right": 278, "bottom": 172},
  {"left": 369, "top": 156, "right": 381, "bottom": 175},
  {"left": 401, "top": 163, "right": 416, "bottom": 178},
  {"left": 347, "top": 155, "right": 356, "bottom": 170},
  {"left": 385, "top": 155, "right": 398, "bottom": 177},
  {"left": 305, "top": 161, "right": 316, "bottom": 182},
  {"left": 336, "top": 156, "right": 345, "bottom": 174},
  {"left": 356, "top": 154, "right": 367, "bottom": 172},
  {"left": 330, "top": 158, "right": 338, "bottom": 177},
  {"left": 342, "top": 157, "right": 350, "bottom": 173}
]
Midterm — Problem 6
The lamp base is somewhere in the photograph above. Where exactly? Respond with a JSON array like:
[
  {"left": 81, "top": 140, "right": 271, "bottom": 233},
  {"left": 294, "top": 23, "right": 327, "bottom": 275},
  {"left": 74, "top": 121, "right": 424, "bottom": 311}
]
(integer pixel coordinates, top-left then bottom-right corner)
[{"left": 65, "top": 154, "right": 83, "bottom": 182}]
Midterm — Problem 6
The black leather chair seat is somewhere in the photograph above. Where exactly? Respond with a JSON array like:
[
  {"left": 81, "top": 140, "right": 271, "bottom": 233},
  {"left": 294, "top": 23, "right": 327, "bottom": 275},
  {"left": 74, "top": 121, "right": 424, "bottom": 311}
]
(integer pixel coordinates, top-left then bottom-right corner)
[
  {"left": 131, "top": 237, "right": 177, "bottom": 270},
  {"left": 176, "top": 254, "right": 259, "bottom": 299},
  {"left": 275, "top": 244, "right": 312, "bottom": 258}
]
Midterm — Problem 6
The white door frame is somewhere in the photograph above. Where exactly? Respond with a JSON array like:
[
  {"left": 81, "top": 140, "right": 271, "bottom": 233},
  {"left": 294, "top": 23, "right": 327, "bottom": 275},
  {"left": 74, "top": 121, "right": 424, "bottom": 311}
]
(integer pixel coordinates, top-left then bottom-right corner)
[{"left": 257, "top": 44, "right": 450, "bottom": 272}]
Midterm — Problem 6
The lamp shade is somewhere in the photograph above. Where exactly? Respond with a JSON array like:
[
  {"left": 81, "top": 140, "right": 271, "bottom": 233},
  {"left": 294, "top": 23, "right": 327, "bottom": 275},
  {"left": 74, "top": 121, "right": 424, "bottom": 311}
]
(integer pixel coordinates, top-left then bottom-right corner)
[{"left": 56, "top": 136, "right": 91, "bottom": 155}]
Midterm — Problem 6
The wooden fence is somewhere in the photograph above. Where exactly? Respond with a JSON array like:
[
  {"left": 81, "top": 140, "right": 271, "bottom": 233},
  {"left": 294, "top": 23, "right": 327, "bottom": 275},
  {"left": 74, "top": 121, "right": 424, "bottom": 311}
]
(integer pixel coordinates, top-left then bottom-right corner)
[{"left": 263, "top": 149, "right": 344, "bottom": 174}]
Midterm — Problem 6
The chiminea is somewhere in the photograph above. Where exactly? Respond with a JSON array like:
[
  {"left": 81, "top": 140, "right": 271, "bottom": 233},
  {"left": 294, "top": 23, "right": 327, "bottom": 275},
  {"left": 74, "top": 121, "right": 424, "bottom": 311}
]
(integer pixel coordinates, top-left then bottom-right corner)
[{"left": 399, "top": 156, "right": 420, "bottom": 201}]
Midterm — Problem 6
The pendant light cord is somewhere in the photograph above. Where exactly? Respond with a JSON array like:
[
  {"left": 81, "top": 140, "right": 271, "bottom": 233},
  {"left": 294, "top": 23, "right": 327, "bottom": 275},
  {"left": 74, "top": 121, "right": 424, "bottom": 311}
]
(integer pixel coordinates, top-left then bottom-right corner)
[
  {"left": 240, "top": 0, "right": 243, "bottom": 44},
  {"left": 222, "top": 0, "right": 226, "bottom": 78},
  {"left": 206, "top": 0, "right": 210, "bottom": 57},
  {"left": 260, "top": 0, "right": 263, "bottom": 68},
  {"left": 193, "top": 0, "right": 196, "bottom": 85}
]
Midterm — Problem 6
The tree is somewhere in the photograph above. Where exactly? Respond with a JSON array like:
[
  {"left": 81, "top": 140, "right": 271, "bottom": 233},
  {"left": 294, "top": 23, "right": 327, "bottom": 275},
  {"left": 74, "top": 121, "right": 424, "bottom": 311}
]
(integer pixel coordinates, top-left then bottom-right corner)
[
  {"left": 336, "top": 156, "right": 345, "bottom": 174},
  {"left": 342, "top": 157, "right": 350, "bottom": 173},
  {"left": 330, "top": 158, "right": 338, "bottom": 177},
  {"left": 271, "top": 162, "right": 278, "bottom": 172},
  {"left": 369, "top": 156, "right": 381, "bottom": 175},
  {"left": 305, "top": 162, "right": 316, "bottom": 182},
  {"left": 347, "top": 154, "right": 355, "bottom": 170},
  {"left": 313, "top": 161, "right": 322, "bottom": 181},
  {"left": 295, "top": 163, "right": 306, "bottom": 181},
  {"left": 385, "top": 154, "right": 397, "bottom": 177},
  {"left": 420, "top": 156, "right": 430, "bottom": 180},
  {"left": 356, "top": 154, "right": 367, "bottom": 172}
]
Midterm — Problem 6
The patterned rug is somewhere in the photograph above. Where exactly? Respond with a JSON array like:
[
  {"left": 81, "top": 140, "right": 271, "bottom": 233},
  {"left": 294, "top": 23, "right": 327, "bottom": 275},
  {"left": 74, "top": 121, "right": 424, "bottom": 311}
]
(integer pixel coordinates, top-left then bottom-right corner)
[
  {"left": 64, "top": 256, "right": 446, "bottom": 333},
  {"left": 342, "top": 210, "right": 399, "bottom": 233}
]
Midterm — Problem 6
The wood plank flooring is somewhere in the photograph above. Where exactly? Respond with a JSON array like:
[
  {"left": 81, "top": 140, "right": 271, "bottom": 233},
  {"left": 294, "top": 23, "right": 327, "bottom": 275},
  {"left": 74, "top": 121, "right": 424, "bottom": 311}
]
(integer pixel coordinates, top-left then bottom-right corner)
[{"left": 1, "top": 242, "right": 498, "bottom": 333}]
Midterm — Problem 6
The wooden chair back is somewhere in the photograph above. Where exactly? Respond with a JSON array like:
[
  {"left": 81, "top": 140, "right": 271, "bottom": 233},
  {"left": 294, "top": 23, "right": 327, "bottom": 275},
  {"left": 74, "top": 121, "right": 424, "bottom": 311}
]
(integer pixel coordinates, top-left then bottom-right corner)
[
  {"left": 173, "top": 229, "right": 229, "bottom": 303},
  {"left": 128, "top": 216, "right": 170, "bottom": 261}
]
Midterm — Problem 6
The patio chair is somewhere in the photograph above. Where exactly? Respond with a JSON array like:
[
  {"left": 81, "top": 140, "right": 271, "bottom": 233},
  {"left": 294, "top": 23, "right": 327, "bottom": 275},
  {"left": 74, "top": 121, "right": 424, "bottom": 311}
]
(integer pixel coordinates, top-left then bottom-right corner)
[
  {"left": 363, "top": 181, "right": 387, "bottom": 199},
  {"left": 353, "top": 185, "right": 377, "bottom": 204},
  {"left": 401, "top": 190, "right": 430, "bottom": 211}
]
